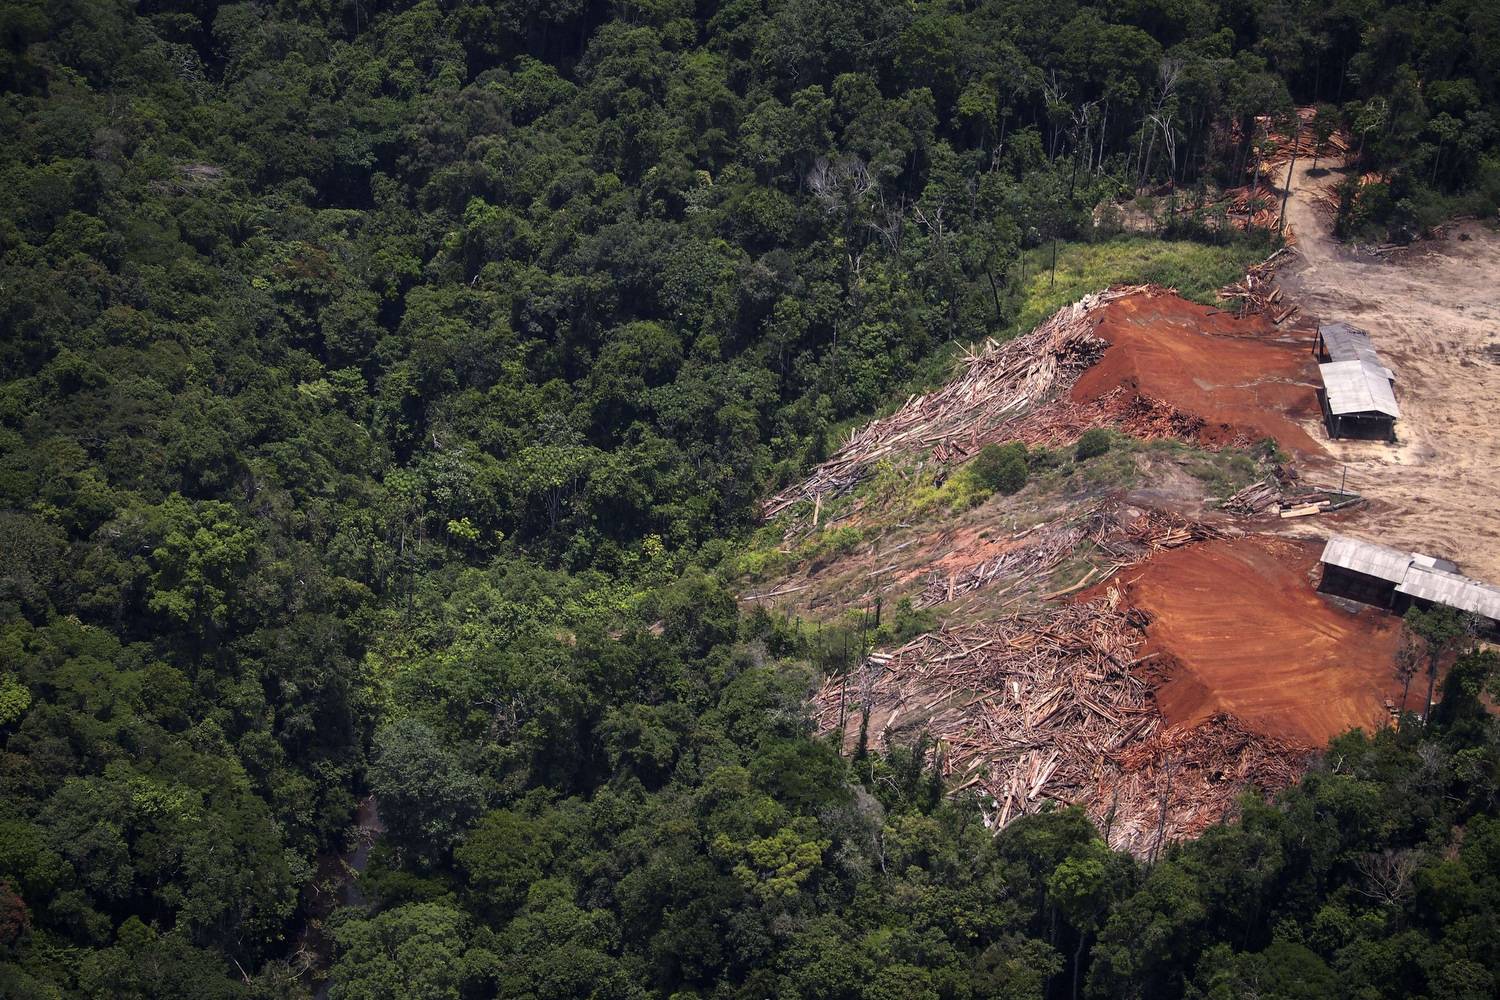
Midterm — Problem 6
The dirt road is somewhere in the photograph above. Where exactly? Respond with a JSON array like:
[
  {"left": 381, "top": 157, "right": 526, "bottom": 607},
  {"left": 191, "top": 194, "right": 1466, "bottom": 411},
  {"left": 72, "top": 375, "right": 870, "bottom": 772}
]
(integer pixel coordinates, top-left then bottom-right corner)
[{"left": 1279, "top": 160, "right": 1500, "bottom": 581}]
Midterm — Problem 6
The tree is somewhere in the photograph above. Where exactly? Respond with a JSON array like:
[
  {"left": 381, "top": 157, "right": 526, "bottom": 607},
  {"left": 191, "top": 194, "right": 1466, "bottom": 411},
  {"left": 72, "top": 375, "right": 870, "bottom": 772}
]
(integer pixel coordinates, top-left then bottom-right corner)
[
  {"left": 1404, "top": 606, "right": 1473, "bottom": 726},
  {"left": 330, "top": 902, "right": 494, "bottom": 1000},
  {"left": 971, "top": 442, "right": 1028, "bottom": 495},
  {"left": 1075, "top": 429, "right": 1111, "bottom": 460},
  {"left": 367, "top": 719, "right": 489, "bottom": 866},
  {"left": 1310, "top": 103, "right": 1340, "bottom": 173}
]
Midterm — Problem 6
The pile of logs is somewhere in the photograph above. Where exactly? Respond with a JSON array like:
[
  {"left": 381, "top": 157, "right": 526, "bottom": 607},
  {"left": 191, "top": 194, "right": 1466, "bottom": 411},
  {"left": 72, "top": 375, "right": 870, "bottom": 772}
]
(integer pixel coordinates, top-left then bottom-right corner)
[
  {"left": 1096, "top": 713, "right": 1309, "bottom": 856},
  {"left": 1217, "top": 245, "right": 1300, "bottom": 320},
  {"left": 813, "top": 597, "right": 1158, "bottom": 831},
  {"left": 1256, "top": 108, "right": 1352, "bottom": 167},
  {"left": 813, "top": 597, "right": 1309, "bottom": 856},
  {"left": 1219, "top": 478, "right": 1283, "bottom": 515},
  {"left": 1219, "top": 477, "right": 1365, "bottom": 519},
  {"left": 762, "top": 287, "right": 1147, "bottom": 520},
  {"left": 1221, "top": 182, "right": 1286, "bottom": 233}
]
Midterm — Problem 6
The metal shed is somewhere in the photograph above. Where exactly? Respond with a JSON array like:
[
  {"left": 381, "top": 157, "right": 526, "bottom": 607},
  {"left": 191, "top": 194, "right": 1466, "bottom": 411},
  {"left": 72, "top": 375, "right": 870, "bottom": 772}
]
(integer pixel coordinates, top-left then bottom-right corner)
[
  {"left": 1315, "top": 323, "right": 1397, "bottom": 380},
  {"left": 1397, "top": 567, "right": 1500, "bottom": 622},
  {"left": 1320, "top": 534, "right": 1414, "bottom": 584},
  {"left": 1318, "top": 534, "right": 1500, "bottom": 629},
  {"left": 1318, "top": 359, "right": 1399, "bottom": 441}
]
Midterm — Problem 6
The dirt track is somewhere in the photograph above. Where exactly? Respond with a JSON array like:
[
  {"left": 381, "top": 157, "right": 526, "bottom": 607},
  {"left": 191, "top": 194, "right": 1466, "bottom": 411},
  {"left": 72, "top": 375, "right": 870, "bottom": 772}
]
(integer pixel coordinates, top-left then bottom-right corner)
[
  {"left": 1280, "top": 161, "right": 1500, "bottom": 581},
  {"left": 1074, "top": 294, "right": 1325, "bottom": 456},
  {"left": 1111, "top": 535, "right": 1404, "bottom": 746}
]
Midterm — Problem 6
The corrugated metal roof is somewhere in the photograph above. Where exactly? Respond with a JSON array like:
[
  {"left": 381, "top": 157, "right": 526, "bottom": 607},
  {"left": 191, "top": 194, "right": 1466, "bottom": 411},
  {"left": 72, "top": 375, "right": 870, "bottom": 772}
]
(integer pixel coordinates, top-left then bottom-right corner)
[
  {"left": 1320, "top": 360, "right": 1400, "bottom": 418},
  {"left": 1397, "top": 567, "right": 1500, "bottom": 620},
  {"left": 1321, "top": 534, "right": 1500, "bottom": 621},
  {"left": 1411, "top": 553, "right": 1460, "bottom": 574},
  {"left": 1320, "top": 534, "right": 1415, "bottom": 584},
  {"left": 1319, "top": 323, "right": 1396, "bottom": 379}
]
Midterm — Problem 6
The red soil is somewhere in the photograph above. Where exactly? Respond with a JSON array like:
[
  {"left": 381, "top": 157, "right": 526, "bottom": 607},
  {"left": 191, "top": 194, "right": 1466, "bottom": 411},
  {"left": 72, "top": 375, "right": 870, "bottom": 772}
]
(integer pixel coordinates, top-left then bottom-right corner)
[
  {"left": 1109, "top": 534, "right": 1404, "bottom": 746},
  {"left": 1071, "top": 292, "right": 1325, "bottom": 456}
]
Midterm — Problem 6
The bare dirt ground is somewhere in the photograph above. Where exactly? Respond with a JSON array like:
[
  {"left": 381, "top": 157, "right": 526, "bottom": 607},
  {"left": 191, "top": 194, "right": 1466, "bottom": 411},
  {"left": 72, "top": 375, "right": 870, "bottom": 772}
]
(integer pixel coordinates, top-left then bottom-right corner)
[
  {"left": 1279, "top": 160, "right": 1500, "bottom": 581},
  {"left": 1104, "top": 535, "right": 1405, "bottom": 746},
  {"left": 1073, "top": 293, "right": 1325, "bottom": 456}
]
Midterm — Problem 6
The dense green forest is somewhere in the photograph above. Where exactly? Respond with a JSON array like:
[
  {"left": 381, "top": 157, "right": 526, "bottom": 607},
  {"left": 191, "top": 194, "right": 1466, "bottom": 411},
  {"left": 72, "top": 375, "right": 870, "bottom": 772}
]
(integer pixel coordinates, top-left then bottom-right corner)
[{"left": 2, "top": 1, "right": 1500, "bottom": 997}]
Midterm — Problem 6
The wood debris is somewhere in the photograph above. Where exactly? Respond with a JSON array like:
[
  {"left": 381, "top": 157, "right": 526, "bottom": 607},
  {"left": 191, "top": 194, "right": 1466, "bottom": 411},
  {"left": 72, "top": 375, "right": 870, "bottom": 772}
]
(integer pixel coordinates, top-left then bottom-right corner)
[
  {"left": 814, "top": 598, "right": 1309, "bottom": 856},
  {"left": 1219, "top": 476, "right": 1364, "bottom": 518},
  {"left": 1254, "top": 108, "right": 1351, "bottom": 167},
  {"left": 1217, "top": 245, "right": 1300, "bottom": 319},
  {"left": 763, "top": 287, "right": 1146, "bottom": 520},
  {"left": 1098, "top": 713, "right": 1309, "bottom": 855},
  {"left": 913, "top": 500, "right": 1233, "bottom": 610}
]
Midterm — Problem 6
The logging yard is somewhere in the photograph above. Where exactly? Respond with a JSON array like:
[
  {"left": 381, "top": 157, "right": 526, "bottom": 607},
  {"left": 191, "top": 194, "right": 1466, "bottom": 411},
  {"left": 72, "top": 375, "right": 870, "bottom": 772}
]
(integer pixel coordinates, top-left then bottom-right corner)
[{"left": 741, "top": 121, "right": 1500, "bottom": 857}]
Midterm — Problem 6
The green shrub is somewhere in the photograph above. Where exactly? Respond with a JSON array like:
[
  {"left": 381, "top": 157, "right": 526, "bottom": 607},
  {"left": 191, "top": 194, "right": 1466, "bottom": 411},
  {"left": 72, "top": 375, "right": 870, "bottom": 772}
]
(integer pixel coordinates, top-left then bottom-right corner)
[
  {"left": 884, "top": 598, "right": 937, "bottom": 643},
  {"left": 1075, "top": 428, "right": 1112, "bottom": 460},
  {"left": 971, "top": 442, "right": 1029, "bottom": 495}
]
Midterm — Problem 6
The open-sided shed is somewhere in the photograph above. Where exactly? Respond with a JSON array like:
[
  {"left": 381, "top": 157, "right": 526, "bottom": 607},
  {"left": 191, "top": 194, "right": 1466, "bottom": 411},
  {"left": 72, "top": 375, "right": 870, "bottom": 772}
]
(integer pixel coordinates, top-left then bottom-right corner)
[
  {"left": 1318, "top": 359, "right": 1399, "bottom": 441},
  {"left": 1397, "top": 566, "right": 1500, "bottom": 622},
  {"left": 1319, "top": 534, "right": 1500, "bottom": 631},
  {"left": 1318, "top": 534, "right": 1414, "bottom": 607},
  {"left": 1315, "top": 323, "right": 1396, "bottom": 380}
]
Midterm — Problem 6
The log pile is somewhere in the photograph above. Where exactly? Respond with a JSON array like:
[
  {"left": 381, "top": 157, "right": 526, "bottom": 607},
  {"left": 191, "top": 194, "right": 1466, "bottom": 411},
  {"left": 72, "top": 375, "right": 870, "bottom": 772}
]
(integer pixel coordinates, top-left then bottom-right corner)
[
  {"left": 1219, "top": 478, "right": 1283, "bottom": 515},
  {"left": 1256, "top": 108, "right": 1351, "bottom": 166},
  {"left": 1217, "top": 245, "right": 1300, "bottom": 319},
  {"left": 1222, "top": 183, "right": 1286, "bottom": 233},
  {"left": 763, "top": 287, "right": 1146, "bottom": 519},
  {"left": 1094, "top": 713, "right": 1309, "bottom": 855},
  {"left": 1219, "top": 477, "right": 1364, "bottom": 518},
  {"left": 813, "top": 598, "right": 1309, "bottom": 856},
  {"left": 1001, "top": 385, "right": 1210, "bottom": 451},
  {"left": 813, "top": 597, "right": 1158, "bottom": 830}
]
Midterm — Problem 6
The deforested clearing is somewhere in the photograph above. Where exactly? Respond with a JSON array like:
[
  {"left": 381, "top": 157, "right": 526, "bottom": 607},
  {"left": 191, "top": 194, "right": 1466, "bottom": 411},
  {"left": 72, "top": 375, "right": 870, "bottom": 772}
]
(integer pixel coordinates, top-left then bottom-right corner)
[
  {"left": 1103, "top": 534, "right": 1405, "bottom": 745},
  {"left": 1071, "top": 292, "right": 1326, "bottom": 457}
]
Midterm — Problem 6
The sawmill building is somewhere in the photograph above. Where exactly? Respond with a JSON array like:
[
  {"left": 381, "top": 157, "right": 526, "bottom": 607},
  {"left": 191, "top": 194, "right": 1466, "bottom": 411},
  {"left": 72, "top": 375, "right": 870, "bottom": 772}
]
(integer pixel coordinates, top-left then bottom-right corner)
[
  {"left": 1318, "top": 534, "right": 1500, "bottom": 632},
  {"left": 1314, "top": 323, "right": 1400, "bottom": 441}
]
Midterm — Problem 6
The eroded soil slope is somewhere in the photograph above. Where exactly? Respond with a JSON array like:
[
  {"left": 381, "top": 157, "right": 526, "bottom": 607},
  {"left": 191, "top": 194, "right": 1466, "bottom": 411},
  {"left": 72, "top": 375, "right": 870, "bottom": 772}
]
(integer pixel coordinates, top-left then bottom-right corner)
[
  {"left": 1110, "top": 535, "right": 1404, "bottom": 746},
  {"left": 1073, "top": 294, "right": 1325, "bottom": 456}
]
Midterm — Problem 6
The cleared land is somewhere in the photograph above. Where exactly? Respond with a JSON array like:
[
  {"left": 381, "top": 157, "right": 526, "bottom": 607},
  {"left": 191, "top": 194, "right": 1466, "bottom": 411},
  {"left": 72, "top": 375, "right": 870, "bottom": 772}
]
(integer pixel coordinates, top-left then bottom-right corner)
[
  {"left": 1105, "top": 535, "right": 1404, "bottom": 746},
  {"left": 1279, "top": 160, "right": 1500, "bottom": 580},
  {"left": 754, "top": 206, "right": 1492, "bottom": 851},
  {"left": 1072, "top": 293, "right": 1324, "bottom": 456},
  {"left": 765, "top": 287, "right": 1322, "bottom": 527}
]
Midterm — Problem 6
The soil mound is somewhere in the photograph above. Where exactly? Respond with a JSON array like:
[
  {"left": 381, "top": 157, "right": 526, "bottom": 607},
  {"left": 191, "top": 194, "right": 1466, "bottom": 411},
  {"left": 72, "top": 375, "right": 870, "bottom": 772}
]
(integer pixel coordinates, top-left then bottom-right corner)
[
  {"left": 1111, "top": 534, "right": 1403, "bottom": 745},
  {"left": 1072, "top": 293, "right": 1324, "bottom": 456}
]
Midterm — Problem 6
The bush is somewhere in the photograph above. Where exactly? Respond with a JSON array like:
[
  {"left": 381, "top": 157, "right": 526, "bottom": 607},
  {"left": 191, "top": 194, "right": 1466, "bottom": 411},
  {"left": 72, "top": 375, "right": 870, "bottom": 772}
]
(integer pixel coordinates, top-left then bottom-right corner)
[
  {"left": 1075, "top": 429, "right": 1112, "bottom": 460},
  {"left": 971, "top": 442, "right": 1028, "bottom": 495}
]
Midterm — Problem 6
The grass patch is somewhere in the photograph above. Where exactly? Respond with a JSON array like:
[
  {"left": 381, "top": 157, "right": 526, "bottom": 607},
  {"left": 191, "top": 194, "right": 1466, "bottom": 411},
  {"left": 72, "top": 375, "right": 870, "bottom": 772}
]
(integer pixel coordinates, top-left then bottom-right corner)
[
  {"left": 899, "top": 234, "right": 1266, "bottom": 399},
  {"left": 1011, "top": 236, "right": 1266, "bottom": 333}
]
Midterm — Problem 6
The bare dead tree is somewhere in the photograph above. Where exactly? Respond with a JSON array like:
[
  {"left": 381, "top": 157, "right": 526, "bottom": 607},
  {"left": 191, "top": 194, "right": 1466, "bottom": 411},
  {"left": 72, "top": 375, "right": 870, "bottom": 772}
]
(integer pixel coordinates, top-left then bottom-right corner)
[
  {"left": 1138, "top": 58, "right": 1184, "bottom": 186},
  {"left": 868, "top": 191, "right": 907, "bottom": 254},
  {"left": 1354, "top": 849, "right": 1420, "bottom": 907},
  {"left": 807, "top": 154, "right": 875, "bottom": 216}
]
